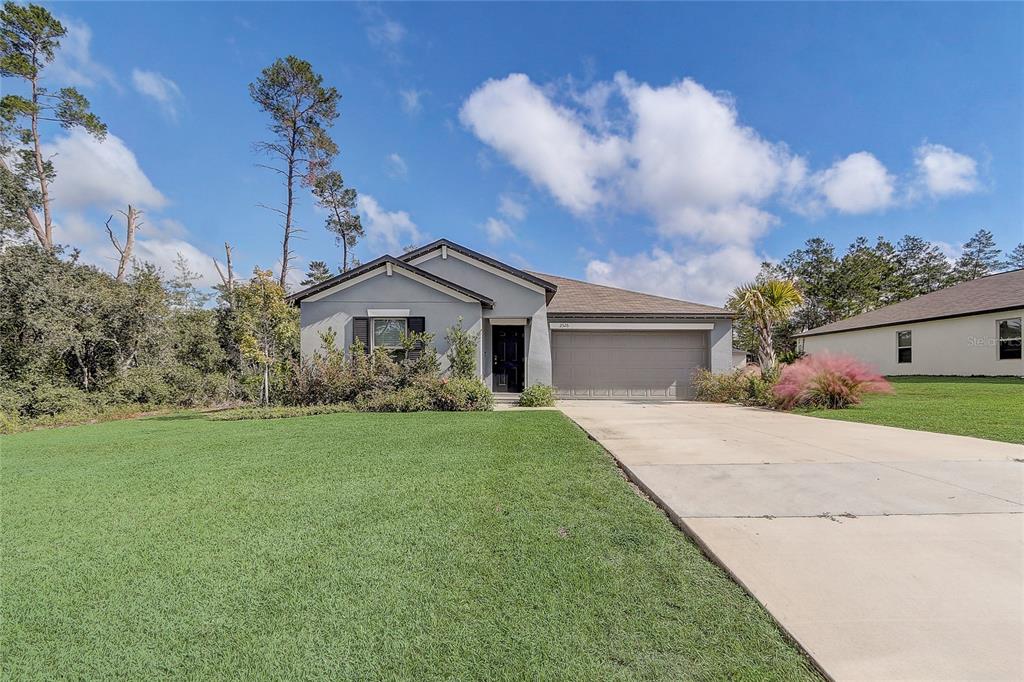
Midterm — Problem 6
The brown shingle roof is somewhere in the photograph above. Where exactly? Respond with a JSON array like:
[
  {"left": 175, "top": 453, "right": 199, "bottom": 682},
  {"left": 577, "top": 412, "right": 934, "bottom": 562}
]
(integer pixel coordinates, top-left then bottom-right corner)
[
  {"left": 530, "top": 272, "right": 733, "bottom": 318},
  {"left": 795, "top": 268, "right": 1024, "bottom": 337}
]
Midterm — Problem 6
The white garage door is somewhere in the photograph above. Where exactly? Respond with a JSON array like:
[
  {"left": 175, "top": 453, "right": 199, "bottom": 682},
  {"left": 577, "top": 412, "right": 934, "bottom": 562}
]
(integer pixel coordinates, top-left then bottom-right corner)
[{"left": 551, "top": 330, "right": 708, "bottom": 399}]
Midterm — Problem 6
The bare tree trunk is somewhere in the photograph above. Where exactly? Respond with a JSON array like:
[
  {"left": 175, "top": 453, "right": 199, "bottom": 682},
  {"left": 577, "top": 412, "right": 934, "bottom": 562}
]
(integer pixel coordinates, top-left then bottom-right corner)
[
  {"left": 105, "top": 205, "right": 141, "bottom": 282},
  {"left": 342, "top": 237, "right": 349, "bottom": 272},
  {"left": 0, "top": 156, "right": 45, "bottom": 245},
  {"left": 214, "top": 241, "right": 235, "bottom": 302},
  {"left": 29, "top": 65, "right": 53, "bottom": 249},
  {"left": 279, "top": 126, "right": 299, "bottom": 289}
]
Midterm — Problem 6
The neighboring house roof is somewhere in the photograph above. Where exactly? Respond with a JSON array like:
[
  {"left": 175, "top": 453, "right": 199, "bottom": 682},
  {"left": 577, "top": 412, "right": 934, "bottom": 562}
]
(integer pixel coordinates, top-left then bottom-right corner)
[
  {"left": 795, "top": 268, "right": 1024, "bottom": 338},
  {"left": 287, "top": 255, "right": 495, "bottom": 307},
  {"left": 532, "top": 272, "right": 734, "bottom": 318},
  {"left": 401, "top": 239, "right": 558, "bottom": 295}
]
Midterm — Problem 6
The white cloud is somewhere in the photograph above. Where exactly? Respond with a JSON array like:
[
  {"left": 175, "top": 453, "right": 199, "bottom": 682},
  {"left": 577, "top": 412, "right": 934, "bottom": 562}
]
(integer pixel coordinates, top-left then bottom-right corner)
[
  {"left": 586, "top": 245, "right": 763, "bottom": 306},
  {"left": 482, "top": 217, "right": 514, "bottom": 244},
  {"left": 386, "top": 153, "right": 408, "bottom": 178},
  {"left": 811, "top": 151, "right": 894, "bottom": 214},
  {"left": 46, "top": 129, "right": 167, "bottom": 211},
  {"left": 132, "top": 69, "right": 184, "bottom": 121},
  {"left": 914, "top": 143, "right": 979, "bottom": 197},
  {"left": 362, "top": 5, "right": 406, "bottom": 59},
  {"left": 47, "top": 16, "right": 119, "bottom": 90},
  {"left": 459, "top": 73, "right": 626, "bottom": 214},
  {"left": 498, "top": 193, "right": 527, "bottom": 221},
  {"left": 360, "top": 195, "right": 420, "bottom": 252},
  {"left": 399, "top": 88, "right": 424, "bottom": 115}
]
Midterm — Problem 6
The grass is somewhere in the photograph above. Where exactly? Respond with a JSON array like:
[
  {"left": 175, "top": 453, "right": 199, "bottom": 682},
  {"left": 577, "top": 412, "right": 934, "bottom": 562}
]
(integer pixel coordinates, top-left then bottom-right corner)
[
  {"left": 1, "top": 411, "right": 817, "bottom": 680},
  {"left": 804, "top": 376, "right": 1024, "bottom": 444}
]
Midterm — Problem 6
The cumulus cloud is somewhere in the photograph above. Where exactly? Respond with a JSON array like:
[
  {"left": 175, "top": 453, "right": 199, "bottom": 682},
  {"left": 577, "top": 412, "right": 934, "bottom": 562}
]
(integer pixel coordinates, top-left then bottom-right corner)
[
  {"left": 586, "top": 245, "right": 763, "bottom": 306},
  {"left": 360, "top": 195, "right": 420, "bottom": 251},
  {"left": 132, "top": 69, "right": 184, "bottom": 121},
  {"left": 399, "top": 88, "right": 425, "bottom": 115},
  {"left": 811, "top": 151, "right": 895, "bottom": 214},
  {"left": 482, "top": 217, "right": 515, "bottom": 244},
  {"left": 46, "top": 129, "right": 167, "bottom": 211},
  {"left": 47, "top": 16, "right": 118, "bottom": 90},
  {"left": 498, "top": 193, "right": 527, "bottom": 221},
  {"left": 459, "top": 74, "right": 626, "bottom": 213},
  {"left": 914, "top": 143, "right": 979, "bottom": 197},
  {"left": 386, "top": 153, "right": 408, "bottom": 178}
]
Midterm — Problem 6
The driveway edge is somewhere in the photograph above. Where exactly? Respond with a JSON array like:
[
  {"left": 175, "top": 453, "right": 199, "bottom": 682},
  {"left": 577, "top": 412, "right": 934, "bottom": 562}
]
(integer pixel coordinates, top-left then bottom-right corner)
[{"left": 562, "top": 412, "right": 835, "bottom": 682}]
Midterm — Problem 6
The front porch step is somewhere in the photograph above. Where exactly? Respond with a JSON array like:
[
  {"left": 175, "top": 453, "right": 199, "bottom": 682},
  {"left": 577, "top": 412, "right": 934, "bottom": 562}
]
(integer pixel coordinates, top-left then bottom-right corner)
[{"left": 493, "top": 392, "right": 521, "bottom": 404}]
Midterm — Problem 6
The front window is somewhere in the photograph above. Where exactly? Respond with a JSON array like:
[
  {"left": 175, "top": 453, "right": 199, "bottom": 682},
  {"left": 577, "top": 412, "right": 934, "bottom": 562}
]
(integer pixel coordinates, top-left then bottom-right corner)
[
  {"left": 897, "top": 330, "right": 912, "bottom": 364},
  {"left": 998, "top": 318, "right": 1022, "bottom": 360},
  {"left": 372, "top": 318, "right": 407, "bottom": 350}
]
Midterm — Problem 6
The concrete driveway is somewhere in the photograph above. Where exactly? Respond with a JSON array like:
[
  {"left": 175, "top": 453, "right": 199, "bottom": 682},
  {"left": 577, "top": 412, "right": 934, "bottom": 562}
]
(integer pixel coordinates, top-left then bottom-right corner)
[{"left": 560, "top": 400, "right": 1024, "bottom": 681}]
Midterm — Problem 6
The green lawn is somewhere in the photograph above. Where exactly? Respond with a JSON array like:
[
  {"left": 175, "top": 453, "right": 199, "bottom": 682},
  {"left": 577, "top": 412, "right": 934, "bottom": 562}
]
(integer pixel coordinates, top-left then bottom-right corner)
[
  {"left": 805, "top": 376, "right": 1024, "bottom": 444},
  {"left": 1, "top": 411, "right": 816, "bottom": 680}
]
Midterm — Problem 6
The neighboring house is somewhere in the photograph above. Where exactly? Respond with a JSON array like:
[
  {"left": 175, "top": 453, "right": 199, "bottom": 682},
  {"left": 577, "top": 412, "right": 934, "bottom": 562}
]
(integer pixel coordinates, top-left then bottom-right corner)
[
  {"left": 795, "top": 268, "right": 1024, "bottom": 377},
  {"left": 289, "top": 239, "right": 735, "bottom": 399}
]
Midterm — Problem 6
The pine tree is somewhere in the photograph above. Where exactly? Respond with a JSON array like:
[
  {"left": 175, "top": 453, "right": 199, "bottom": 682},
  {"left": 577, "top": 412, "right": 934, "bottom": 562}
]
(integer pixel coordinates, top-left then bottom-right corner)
[
  {"left": 301, "top": 260, "right": 333, "bottom": 286},
  {"left": 311, "top": 170, "right": 362, "bottom": 272},
  {"left": 1006, "top": 243, "right": 1024, "bottom": 270},
  {"left": 954, "top": 229, "right": 1006, "bottom": 281},
  {"left": 894, "top": 235, "right": 954, "bottom": 299}
]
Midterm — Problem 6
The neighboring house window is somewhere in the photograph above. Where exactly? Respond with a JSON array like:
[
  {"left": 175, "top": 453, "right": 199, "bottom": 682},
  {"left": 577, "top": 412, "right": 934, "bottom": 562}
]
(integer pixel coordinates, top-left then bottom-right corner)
[
  {"left": 897, "top": 330, "right": 912, "bottom": 364},
  {"left": 998, "top": 318, "right": 1022, "bottom": 360},
  {"left": 372, "top": 318, "right": 407, "bottom": 352}
]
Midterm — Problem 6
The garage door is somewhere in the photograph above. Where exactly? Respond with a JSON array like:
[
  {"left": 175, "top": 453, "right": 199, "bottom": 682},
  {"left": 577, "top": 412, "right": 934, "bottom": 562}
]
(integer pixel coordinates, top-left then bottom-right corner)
[{"left": 551, "top": 330, "right": 707, "bottom": 399}]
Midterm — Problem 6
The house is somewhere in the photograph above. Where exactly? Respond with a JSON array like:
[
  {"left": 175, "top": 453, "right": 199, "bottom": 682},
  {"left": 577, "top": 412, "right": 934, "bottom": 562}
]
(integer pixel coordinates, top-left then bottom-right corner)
[
  {"left": 795, "top": 268, "right": 1024, "bottom": 376},
  {"left": 289, "top": 239, "right": 735, "bottom": 399}
]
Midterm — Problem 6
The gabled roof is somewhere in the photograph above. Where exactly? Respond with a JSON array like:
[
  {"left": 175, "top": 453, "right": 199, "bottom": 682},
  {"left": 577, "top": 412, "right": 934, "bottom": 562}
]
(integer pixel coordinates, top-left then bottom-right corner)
[
  {"left": 532, "top": 272, "right": 734, "bottom": 318},
  {"left": 400, "top": 239, "right": 558, "bottom": 294},
  {"left": 795, "top": 268, "right": 1024, "bottom": 337},
  {"left": 287, "top": 255, "right": 494, "bottom": 307}
]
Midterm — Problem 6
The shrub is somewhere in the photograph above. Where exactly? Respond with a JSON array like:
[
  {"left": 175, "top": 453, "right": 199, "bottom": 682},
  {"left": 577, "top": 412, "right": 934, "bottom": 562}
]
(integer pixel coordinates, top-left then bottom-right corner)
[
  {"left": 21, "top": 383, "right": 94, "bottom": 418},
  {"left": 107, "top": 366, "right": 175, "bottom": 406},
  {"left": 518, "top": 384, "right": 556, "bottom": 407},
  {"left": 693, "top": 366, "right": 778, "bottom": 407},
  {"left": 207, "top": 404, "right": 355, "bottom": 421},
  {"left": 432, "top": 377, "right": 494, "bottom": 411},
  {"left": 774, "top": 352, "right": 891, "bottom": 410},
  {"left": 445, "top": 318, "right": 479, "bottom": 380},
  {"left": 356, "top": 386, "right": 433, "bottom": 413}
]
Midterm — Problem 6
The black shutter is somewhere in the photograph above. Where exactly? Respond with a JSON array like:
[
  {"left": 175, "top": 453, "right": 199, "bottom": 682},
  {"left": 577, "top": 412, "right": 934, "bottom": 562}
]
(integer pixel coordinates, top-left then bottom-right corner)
[
  {"left": 407, "top": 317, "right": 425, "bottom": 360},
  {"left": 352, "top": 317, "right": 370, "bottom": 354}
]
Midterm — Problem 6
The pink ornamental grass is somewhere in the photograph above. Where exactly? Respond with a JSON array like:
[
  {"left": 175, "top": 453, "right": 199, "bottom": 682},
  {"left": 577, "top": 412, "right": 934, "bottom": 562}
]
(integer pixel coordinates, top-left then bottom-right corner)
[{"left": 773, "top": 352, "right": 892, "bottom": 410}]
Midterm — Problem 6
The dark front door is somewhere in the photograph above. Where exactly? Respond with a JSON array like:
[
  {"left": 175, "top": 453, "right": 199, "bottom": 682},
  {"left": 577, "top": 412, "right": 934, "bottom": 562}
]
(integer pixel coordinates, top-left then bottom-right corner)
[{"left": 492, "top": 326, "right": 525, "bottom": 393}]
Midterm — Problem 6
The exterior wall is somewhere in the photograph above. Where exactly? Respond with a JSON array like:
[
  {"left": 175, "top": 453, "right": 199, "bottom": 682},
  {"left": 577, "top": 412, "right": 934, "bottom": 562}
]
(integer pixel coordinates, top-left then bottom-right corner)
[
  {"left": 800, "top": 308, "right": 1024, "bottom": 377},
  {"left": 299, "top": 271, "right": 482, "bottom": 375},
  {"left": 412, "top": 254, "right": 551, "bottom": 387}
]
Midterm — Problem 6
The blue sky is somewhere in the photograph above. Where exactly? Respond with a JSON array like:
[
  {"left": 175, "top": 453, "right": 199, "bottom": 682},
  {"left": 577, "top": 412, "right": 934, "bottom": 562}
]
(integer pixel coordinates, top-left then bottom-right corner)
[{"left": 26, "top": 2, "right": 1024, "bottom": 303}]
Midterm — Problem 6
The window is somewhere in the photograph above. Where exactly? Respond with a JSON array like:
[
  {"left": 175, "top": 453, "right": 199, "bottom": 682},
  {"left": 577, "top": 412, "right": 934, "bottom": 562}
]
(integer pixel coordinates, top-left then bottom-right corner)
[
  {"left": 897, "top": 330, "right": 912, "bottom": 364},
  {"left": 998, "top": 318, "right": 1022, "bottom": 360},
  {"left": 372, "top": 318, "right": 407, "bottom": 350}
]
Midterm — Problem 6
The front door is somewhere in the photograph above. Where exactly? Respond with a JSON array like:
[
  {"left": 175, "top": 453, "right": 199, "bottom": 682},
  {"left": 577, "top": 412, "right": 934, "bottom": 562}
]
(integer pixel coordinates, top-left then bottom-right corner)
[{"left": 492, "top": 326, "right": 525, "bottom": 393}]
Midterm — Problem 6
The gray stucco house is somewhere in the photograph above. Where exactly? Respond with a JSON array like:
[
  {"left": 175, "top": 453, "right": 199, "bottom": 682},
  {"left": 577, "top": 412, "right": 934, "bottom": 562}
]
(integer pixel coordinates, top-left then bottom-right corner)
[{"left": 289, "top": 239, "right": 735, "bottom": 399}]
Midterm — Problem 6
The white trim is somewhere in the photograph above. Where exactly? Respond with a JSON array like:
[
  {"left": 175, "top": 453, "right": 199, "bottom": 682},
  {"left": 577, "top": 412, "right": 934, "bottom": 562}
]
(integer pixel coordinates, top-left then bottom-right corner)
[
  {"left": 302, "top": 263, "right": 480, "bottom": 304},
  {"left": 385, "top": 262, "right": 393, "bottom": 276},
  {"left": 441, "top": 244, "right": 448, "bottom": 259},
  {"left": 489, "top": 317, "right": 528, "bottom": 326},
  {"left": 367, "top": 308, "right": 410, "bottom": 317},
  {"left": 407, "top": 247, "right": 546, "bottom": 294},
  {"left": 549, "top": 322, "right": 714, "bottom": 331}
]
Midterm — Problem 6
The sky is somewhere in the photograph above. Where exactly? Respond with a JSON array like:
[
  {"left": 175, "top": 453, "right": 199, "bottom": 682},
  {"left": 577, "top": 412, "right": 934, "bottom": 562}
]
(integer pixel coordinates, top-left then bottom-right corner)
[{"left": 14, "top": 2, "right": 1024, "bottom": 304}]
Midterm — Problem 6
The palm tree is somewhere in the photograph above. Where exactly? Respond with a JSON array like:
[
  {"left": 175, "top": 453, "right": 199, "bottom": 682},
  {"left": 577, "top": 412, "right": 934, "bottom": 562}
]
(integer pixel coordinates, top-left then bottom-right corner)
[{"left": 727, "top": 280, "right": 804, "bottom": 370}]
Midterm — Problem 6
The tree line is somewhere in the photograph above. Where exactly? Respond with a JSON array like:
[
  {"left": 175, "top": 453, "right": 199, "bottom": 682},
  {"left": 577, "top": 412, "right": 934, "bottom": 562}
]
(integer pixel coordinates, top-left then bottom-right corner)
[{"left": 733, "top": 229, "right": 1024, "bottom": 362}]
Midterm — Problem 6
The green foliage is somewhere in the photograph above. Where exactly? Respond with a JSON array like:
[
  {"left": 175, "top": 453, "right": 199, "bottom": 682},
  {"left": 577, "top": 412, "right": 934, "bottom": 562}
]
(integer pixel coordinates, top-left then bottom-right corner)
[
  {"left": 518, "top": 384, "right": 557, "bottom": 407},
  {"left": 300, "top": 260, "right": 333, "bottom": 286},
  {"left": 445, "top": 317, "right": 479, "bottom": 379},
  {"left": 432, "top": 377, "right": 494, "bottom": 411},
  {"left": 954, "top": 229, "right": 1006, "bottom": 281},
  {"left": 206, "top": 404, "right": 354, "bottom": 421},
  {"left": 233, "top": 268, "right": 299, "bottom": 404},
  {"left": 693, "top": 367, "right": 778, "bottom": 408},
  {"left": 312, "top": 170, "right": 362, "bottom": 271},
  {"left": 1007, "top": 243, "right": 1024, "bottom": 270},
  {"left": 727, "top": 279, "right": 803, "bottom": 369}
]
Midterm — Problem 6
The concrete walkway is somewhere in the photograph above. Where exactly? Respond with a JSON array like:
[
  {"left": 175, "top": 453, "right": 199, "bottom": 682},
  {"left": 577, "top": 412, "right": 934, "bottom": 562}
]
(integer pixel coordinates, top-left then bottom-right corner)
[{"left": 560, "top": 400, "right": 1024, "bottom": 681}]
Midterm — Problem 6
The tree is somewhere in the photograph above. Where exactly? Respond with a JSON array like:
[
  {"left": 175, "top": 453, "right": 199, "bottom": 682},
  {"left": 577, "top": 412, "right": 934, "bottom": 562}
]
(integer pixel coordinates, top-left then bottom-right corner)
[
  {"left": 300, "top": 260, "right": 333, "bottom": 286},
  {"left": 954, "top": 229, "right": 1006, "bottom": 281},
  {"left": 167, "top": 253, "right": 210, "bottom": 309},
  {"left": 893, "top": 235, "right": 953, "bottom": 299},
  {"left": 233, "top": 268, "right": 298, "bottom": 405},
  {"left": 104, "top": 205, "right": 141, "bottom": 282},
  {"left": 249, "top": 56, "right": 340, "bottom": 288},
  {"left": 0, "top": 1, "right": 106, "bottom": 249},
  {"left": 779, "top": 237, "right": 840, "bottom": 331},
  {"left": 311, "top": 170, "right": 362, "bottom": 271},
  {"left": 835, "top": 236, "right": 898, "bottom": 317},
  {"left": 1005, "top": 243, "right": 1024, "bottom": 270},
  {"left": 727, "top": 280, "right": 804, "bottom": 371}
]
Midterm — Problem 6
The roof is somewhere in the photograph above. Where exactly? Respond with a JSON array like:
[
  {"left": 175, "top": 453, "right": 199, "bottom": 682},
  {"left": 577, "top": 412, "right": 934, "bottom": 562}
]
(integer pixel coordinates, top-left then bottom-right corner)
[
  {"left": 401, "top": 239, "right": 558, "bottom": 295},
  {"left": 795, "top": 268, "right": 1024, "bottom": 337},
  {"left": 286, "top": 255, "right": 494, "bottom": 307},
  {"left": 531, "top": 272, "right": 734, "bottom": 318}
]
